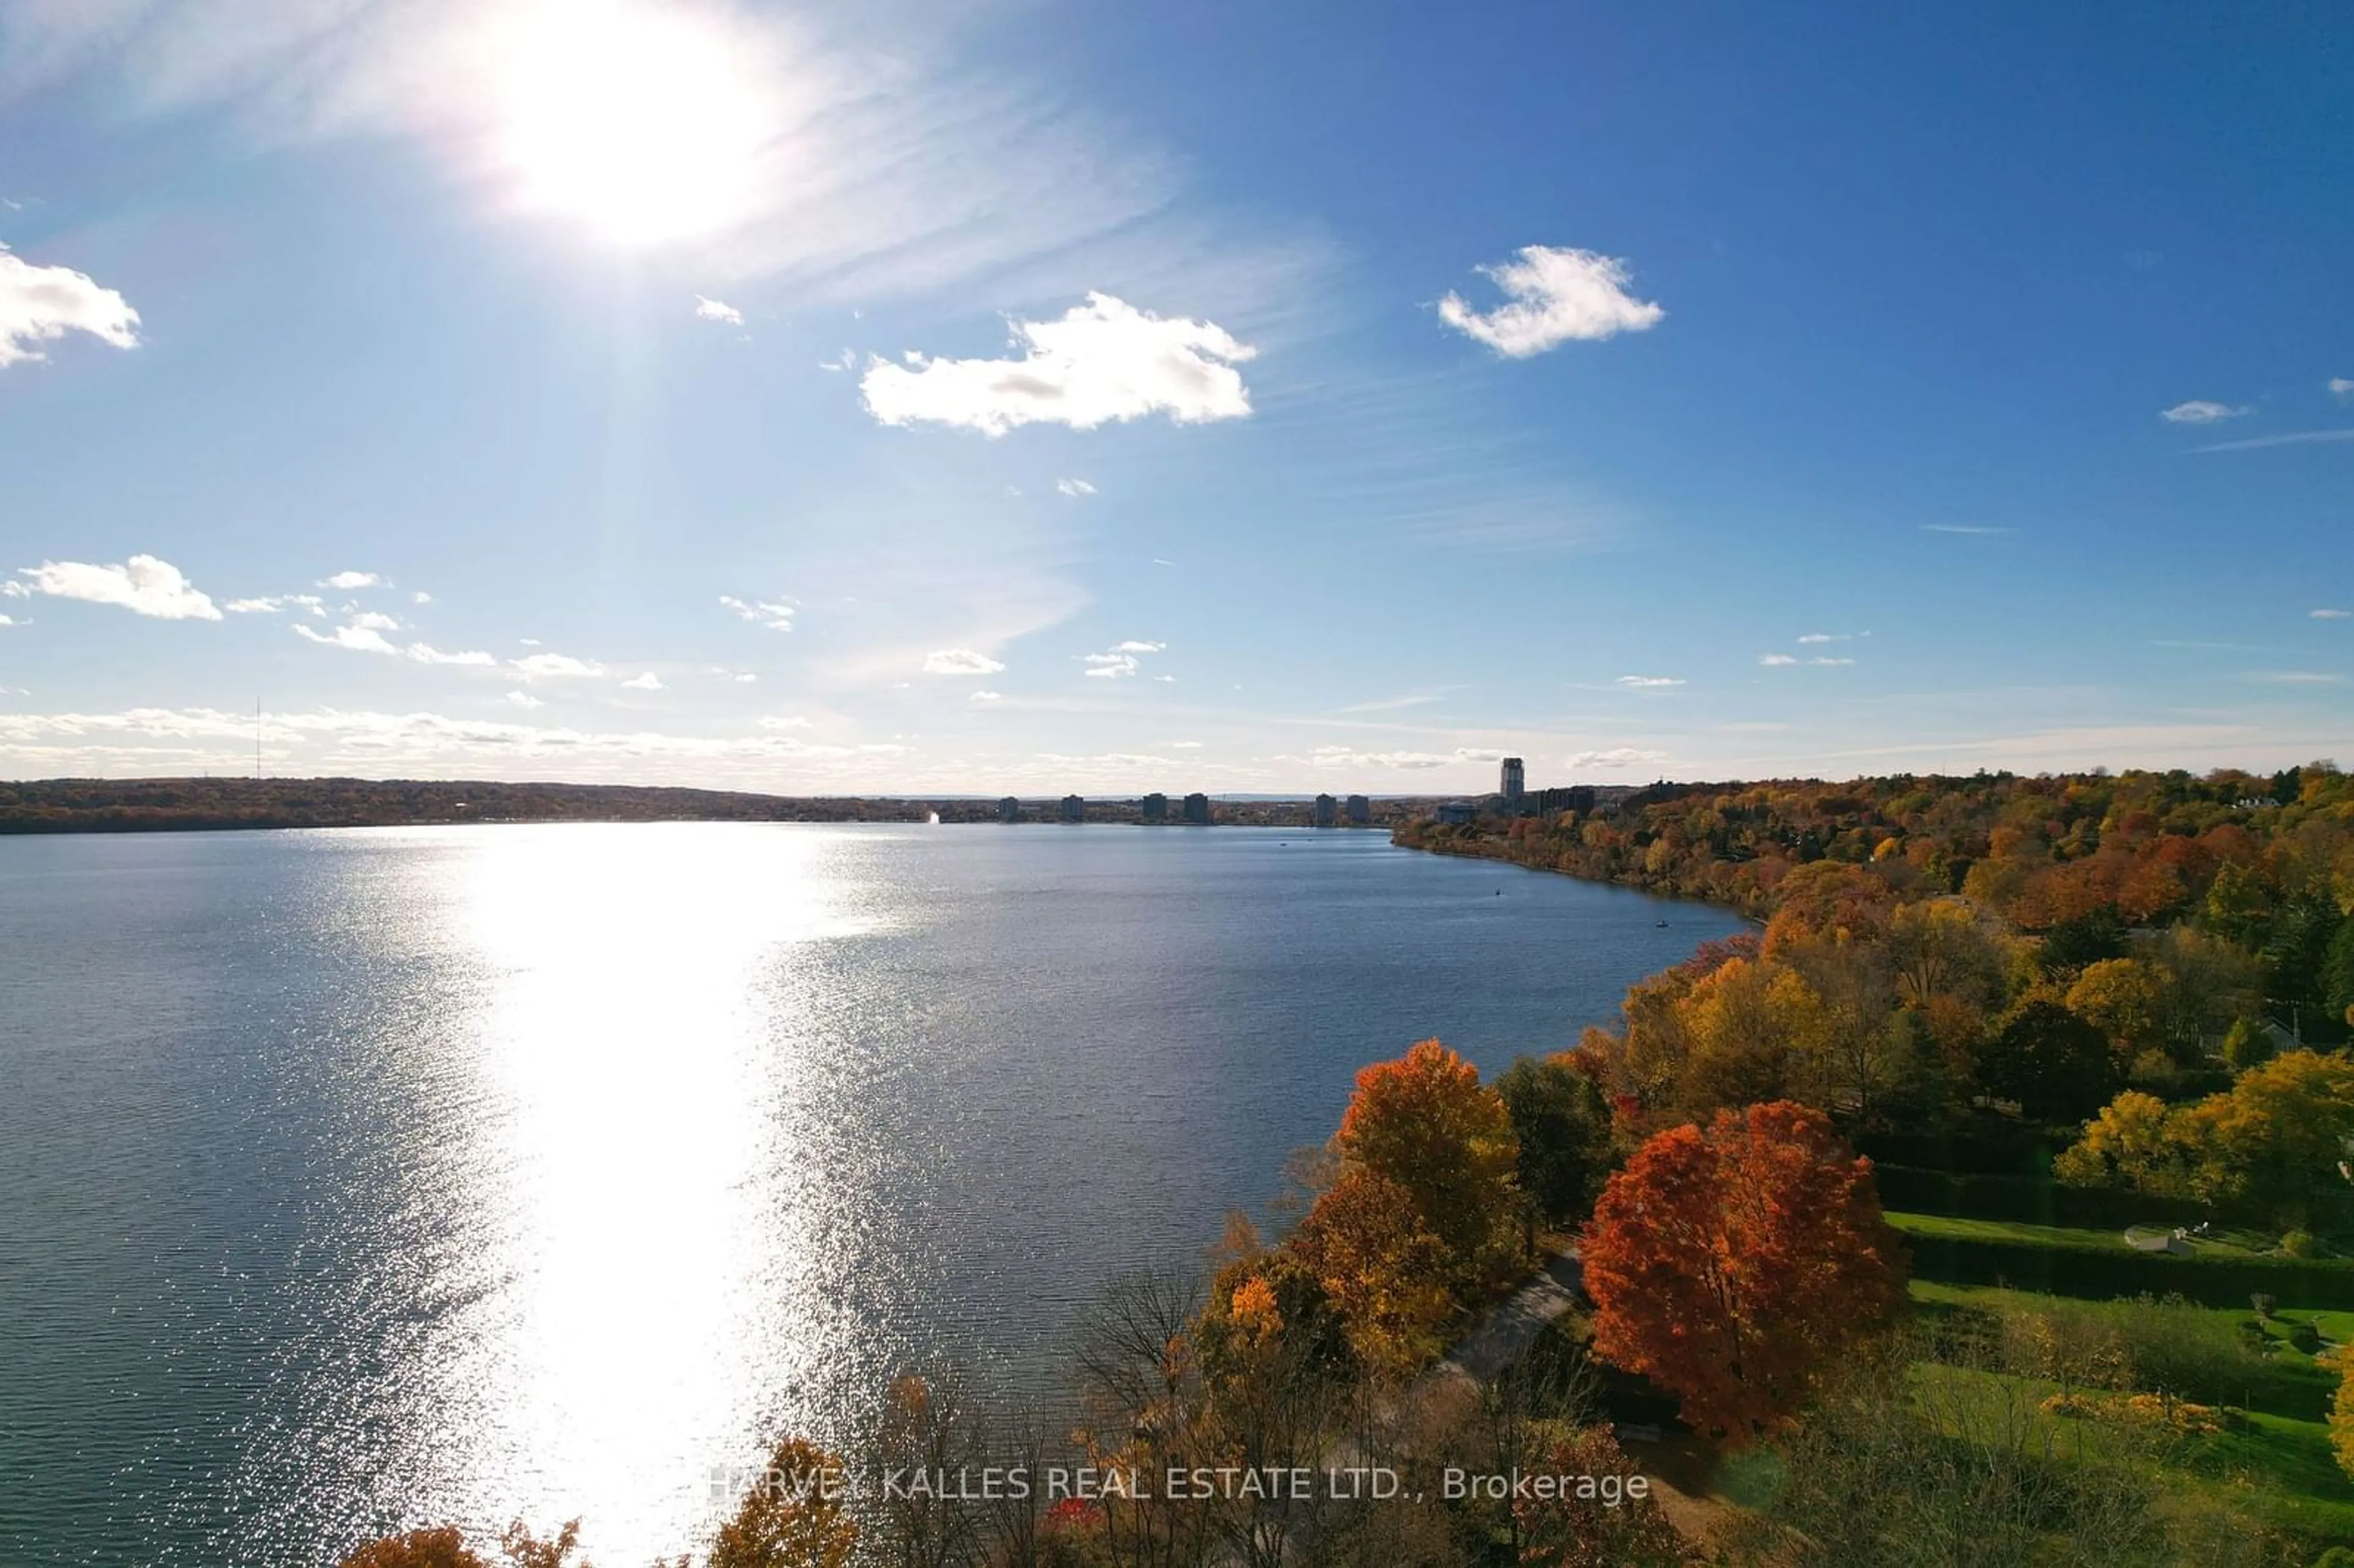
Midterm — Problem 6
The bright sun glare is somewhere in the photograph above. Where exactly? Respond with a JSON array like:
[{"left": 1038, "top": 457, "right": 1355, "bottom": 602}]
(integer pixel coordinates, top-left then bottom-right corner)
[{"left": 489, "top": 0, "right": 772, "bottom": 246}]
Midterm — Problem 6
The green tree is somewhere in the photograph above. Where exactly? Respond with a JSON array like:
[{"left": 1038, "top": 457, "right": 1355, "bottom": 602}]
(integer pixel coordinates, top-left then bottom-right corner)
[
  {"left": 1493, "top": 1054, "right": 1615, "bottom": 1233},
  {"left": 1978, "top": 1000, "right": 2118, "bottom": 1122}
]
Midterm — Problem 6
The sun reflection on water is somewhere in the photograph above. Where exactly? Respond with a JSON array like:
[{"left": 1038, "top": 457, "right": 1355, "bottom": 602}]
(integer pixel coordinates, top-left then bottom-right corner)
[{"left": 400, "top": 824, "right": 877, "bottom": 1559}]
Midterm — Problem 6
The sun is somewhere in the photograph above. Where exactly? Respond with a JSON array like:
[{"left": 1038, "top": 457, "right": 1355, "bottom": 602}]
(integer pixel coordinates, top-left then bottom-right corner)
[{"left": 486, "top": 0, "right": 773, "bottom": 246}]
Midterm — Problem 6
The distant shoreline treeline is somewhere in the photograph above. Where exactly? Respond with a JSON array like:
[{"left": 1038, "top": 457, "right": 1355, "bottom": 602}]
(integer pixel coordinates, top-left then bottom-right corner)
[{"left": 0, "top": 777, "right": 1429, "bottom": 834}]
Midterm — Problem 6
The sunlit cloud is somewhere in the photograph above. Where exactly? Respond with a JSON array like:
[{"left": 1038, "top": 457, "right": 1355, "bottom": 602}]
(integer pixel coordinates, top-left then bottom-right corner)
[
  {"left": 1759, "top": 654, "right": 1800, "bottom": 667},
  {"left": 861, "top": 293, "right": 1255, "bottom": 436},
  {"left": 2159, "top": 399, "right": 2250, "bottom": 424},
  {"left": 923, "top": 649, "right": 1004, "bottom": 676},
  {"left": 621, "top": 671, "right": 665, "bottom": 690},
  {"left": 18, "top": 554, "right": 220, "bottom": 620},
  {"left": 408, "top": 643, "right": 497, "bottom": 666},
  {"left": 1567, "top": 747, "right": 1668, "bottom": 769},
  {"left": 1056, "top": 477, "right": 1096, "bottom": 498},
  {"left": 511, "top": 652, "right": 606, "bottom": 680},
  {"left": 1614, "top": 674, "right": 1683, "bottom": 689},
  {"left": 1438, "top": 245, "right": 1663, "bottom": 357},
  {"left": 0, "top": 242, "right": 139, "bottom": 367},
  {"left": 294, "top": 620, "right": 399, "bottom": 655},
  {"left": 318, "top": 569, "right": 383, "bottom": 590},
  {"left": 692, "top": 295, "right": 743, "bottom": 325}
]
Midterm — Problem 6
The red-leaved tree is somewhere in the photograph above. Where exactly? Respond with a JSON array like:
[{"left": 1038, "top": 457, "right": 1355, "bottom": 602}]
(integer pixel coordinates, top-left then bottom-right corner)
[{"left": 1580, "top": 1100, "right": 1906, "bottom": 1442}]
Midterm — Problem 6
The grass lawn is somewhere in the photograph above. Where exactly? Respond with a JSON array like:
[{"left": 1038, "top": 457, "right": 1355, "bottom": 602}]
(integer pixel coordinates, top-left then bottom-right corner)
[
  {"left": 1914, "top": 1361, "right": 2354, "bottom": 1548},
  {"left": 1889, "top": 1211, "right": 2146, "bottom": 1250}
]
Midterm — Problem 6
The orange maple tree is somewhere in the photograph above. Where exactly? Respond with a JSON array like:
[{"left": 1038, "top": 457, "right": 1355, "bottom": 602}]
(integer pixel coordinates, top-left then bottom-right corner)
[
  {"left": 1334, "top": 1037, "right": 1522, "bottom": 1283},
  {"left": 1580, "top": 1100, "right": 1906, "bottom": 1442}
]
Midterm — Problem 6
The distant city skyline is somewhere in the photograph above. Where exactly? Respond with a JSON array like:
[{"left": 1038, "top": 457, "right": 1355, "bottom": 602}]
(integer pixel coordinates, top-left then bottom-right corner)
[{"left": 1, "top": 3, "right": 2348, "bottom": 791}]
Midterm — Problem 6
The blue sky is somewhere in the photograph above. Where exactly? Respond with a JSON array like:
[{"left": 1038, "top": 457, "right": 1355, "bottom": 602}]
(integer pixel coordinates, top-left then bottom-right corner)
[{"left": 0, "top": 1, "right": 2347, "bottom": 794}]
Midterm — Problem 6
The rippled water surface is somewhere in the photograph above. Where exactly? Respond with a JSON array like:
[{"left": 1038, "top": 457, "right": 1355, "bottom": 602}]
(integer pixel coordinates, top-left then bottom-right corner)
[{"left": 0, "top": 823, "right": 1744, "bottom": 1566}]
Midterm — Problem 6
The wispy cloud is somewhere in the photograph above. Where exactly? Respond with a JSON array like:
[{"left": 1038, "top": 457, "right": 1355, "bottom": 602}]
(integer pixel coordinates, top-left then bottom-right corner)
[
  {"left": 1438, "top": 245, "right": 1663, "bottom": 357},
  {"left": 317, "top": 569, "right": 383, "bottom": 590},
  {"left": 18, "top": 555, "right": 220, "bottom": 620},
  {"left": 2160, "top": 400, "right": 2251, "bottom": 425},
  {"left": 620, "top": 671, "right": 665, "bottom": 690},
  {"left": 1056, "top": 477, "right": 1096, "bottom": 498},
  {"left": 226, "top": 593, "right": 326, "bottom": 617},
  {"left": 407, "top": 643, "right": 495, "bottom": 666},
  {"left": 1758, "top": 653, "right": 1800, "bottom": 667},
  {"left": 2328, "top": 378, "right": 2352, "bottom": 398},
  {"left": 0, "top": 242, "right": 139, "bottom": 367},
  {"left": 2248, "top": 670, "right": 2344, "bottom": 685},
  {"left": 1919, "top": 523, "right": 2015, "bottom": 536},
  {"left": 692, "top": 295, "right": 742, "bottom": 326},
  {"left": 719, "top": 594, "right": 794, "bottom": 631},
  {"left": 861, "top": 294, "right": 1255, "bottom": 436},
  {"left": 2192, "top": 428, "right": 2354, "bottom": 454},
  {"left": 294, "top": 621, "right": 398, "bottom": 655},
  {"left": 1614, "top": 674, "right": 1684, "bottom": 689},
  {"left": 2312, "top": 609, "right": 2350, "bottom": 620},
  {"left": 1566, "top": 747, "right": 1667, "bottom": 769}
]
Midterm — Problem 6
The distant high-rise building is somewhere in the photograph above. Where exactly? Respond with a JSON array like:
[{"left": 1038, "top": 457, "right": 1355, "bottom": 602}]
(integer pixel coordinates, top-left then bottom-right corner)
[
  {"left": 1141, "top": 792, "right": 1168, "bottom": 823},
  {"left": 1499, "top": 756, "right": 1526, "bottom": 800},
  {"left": 1181, "top": 792, "right": 1212, "bottom": 824},
  {"left": 997, "top": 796, "right": 1021, "bottom": 823},
  {"left": 1060, "top": 794, "right": 1086, "bottom": 823},
  {"left": 1346, "top": 793, "right": 1371, "bottom": 825},
  {"left": 1313, "top": 793, "right": 1338, "bottom": 828}
]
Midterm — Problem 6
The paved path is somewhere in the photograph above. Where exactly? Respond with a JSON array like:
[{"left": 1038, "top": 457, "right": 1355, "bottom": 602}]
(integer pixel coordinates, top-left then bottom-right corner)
[{"left": 1419, "top": 1249, "right": 1585, "bottom": 1393}]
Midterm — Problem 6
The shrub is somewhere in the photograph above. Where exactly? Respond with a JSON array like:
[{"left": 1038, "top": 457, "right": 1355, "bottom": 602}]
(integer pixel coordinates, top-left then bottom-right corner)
[
  {"left": 2252, "top": 1292, "right": 2278, "bottom": 1319},
  {"left": 2282, "top": 1228, "right": 2318, "bottom": 1258}
]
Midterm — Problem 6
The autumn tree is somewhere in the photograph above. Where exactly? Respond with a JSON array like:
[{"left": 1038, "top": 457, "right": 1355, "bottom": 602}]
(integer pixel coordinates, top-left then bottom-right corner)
[
  {"left": 708, "top": 1437, "right": 855, "bottom": 1568},
  {"left": 1333, "top": 1038, "right": 1522, "bottom": 1285},
  {"left": 2057, "top": 1049, "right": 2354, "bottom": 1229},
  {"left": 1581, "top": 1101, "right": 1907, "bottom": 1442},
  {"left": 338, "top": 1531, "right": 488, "bottom": 1568},
  {"left": 1512, "top": 1426, "right": 1691, "bottom": 1566},
  {"left": 2065, "top": 958, "right": 2165, "bottom": 1067},
  {"left": 1289, "top": 1167, "right": 1458, "bottom": 1376}
]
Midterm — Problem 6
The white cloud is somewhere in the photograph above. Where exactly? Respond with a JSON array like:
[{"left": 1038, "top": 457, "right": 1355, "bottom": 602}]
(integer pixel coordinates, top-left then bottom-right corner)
[
  {"left": 1169, "top": 740, "right": 1202, "bottom": 749},
  {"left": 1795, "top": 631, "right": 1867, "bottom": 645},
  {"left": 18, "top": 554, "right": 220, "bottom": 620},
  {"left": 226, "top": 593, "right": 327, "bottom": 616},
  {"left": 758, "top": 715, "right": 811, "bottom": 730},
  {"left": 1084, "top": 654, "right": 1139, "bottom": 679},
  {"left": 0, "top": 581, "right": 28, "bottom": 598},
  {"left": 412, "top": 590, "right": 433, "bottom": 604},
  {"left": 693, "top": 295, "right": 743, "bottom": 325},
  {"left": 719, "top": 594, "right": 794, "bottom": 631},
  {"left": 1056, "top": 477, "right": 1097, "bottom": 497},
  {"left": 0, "top": 613, "right": 14, "bottom": 626},
  {"left": 924, "top": 648, "right": 1005, "bottom": 675},
  {"left": 0, "top": 243, "right": 139, "bottom": 367},
  {"left": 621, "top": 671, "right": 665, "bottom": 690},
  {"left": 734, "top": 672, "right": 757, "bottom": 683},
  {"left": 511, "top": 652, "right": 606, "bottom": 680},
  {"left": 1566, "top": 747, "right": 1668, "bottom": 769},
  {"left": 348, "top": 611, "right": 402, "bottom": 633},
  {"left": 1758, "top": 654, "right": 1800, "bottom": 667},
  {"left": 2312, "top": 608, "right": 2350, "bottom": 620},
  {"left": 1437, "top": 245, "right": 1663, "bottom": 357},
  {"left": 318, "top": 569, "right": 383, "bottom": 589},
  {"left": 505, "top": 690, "right": 543, "bottom": 709},
  {"left": 2191, "top": 428, "right": 2354, "bottom": 454},
  {"left": 2328, "top": 378, "right": 2352, "bottom": 398},
  {"left": 1614, "top": 674, "right": 1683, "bottom": 688},
  {"left": 1308, "top": 744, "right": 1504, "bottom": 771},
  {"left": 2160, "top": 400, "right": 2250, "bottom": 424},
  {"left": 294, "top": 622, "right": 398, "bottom": 655},
  {"left": 1919, "top": 524, "right": 2014, "bottom": 536},
  {"left": 408, "top": 643, "right": 496, "bottom": 666},
  {"left": 861, "top": 292, "right": 1255, "bottom": 436},
  {"left": 1111, "top": 639, "right": 1165, "bottom": 653},
  {"left": 969, "top": 690, "right": 1002, "bottom": 702},
  {"left": 1810, "top": 657, "right": 1856, "bottom": 667},
  {"left": 2249, "top": 671, "right": 2344, "bottom": 685}
]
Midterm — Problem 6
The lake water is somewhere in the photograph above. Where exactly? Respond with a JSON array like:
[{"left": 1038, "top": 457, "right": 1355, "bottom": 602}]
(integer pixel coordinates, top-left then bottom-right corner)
[{"left": 0, "top": 823, "right": 1744, "bottom": 1566}]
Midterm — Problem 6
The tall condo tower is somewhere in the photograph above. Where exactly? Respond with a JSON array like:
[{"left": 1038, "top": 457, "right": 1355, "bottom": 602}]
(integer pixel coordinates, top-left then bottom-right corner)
[{"left": 1499, "top": 756, "right": 1526, "bottom": 801}]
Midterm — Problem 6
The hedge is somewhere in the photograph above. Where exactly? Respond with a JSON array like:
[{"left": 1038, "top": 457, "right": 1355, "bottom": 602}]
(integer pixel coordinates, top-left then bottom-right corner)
[
  {"left": 1855, "top": 1123, "right": 2055, "bottom": 1178},
  {"left": 1897, "top": 1230, "right": 2354, "bottom": 1310},
  {"left": 1872, "top": 1164, "right": 2212, "bottom": 1230}
]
